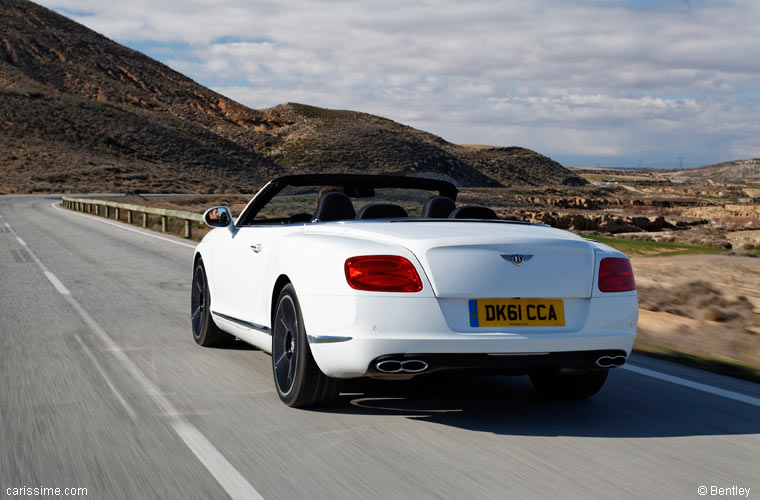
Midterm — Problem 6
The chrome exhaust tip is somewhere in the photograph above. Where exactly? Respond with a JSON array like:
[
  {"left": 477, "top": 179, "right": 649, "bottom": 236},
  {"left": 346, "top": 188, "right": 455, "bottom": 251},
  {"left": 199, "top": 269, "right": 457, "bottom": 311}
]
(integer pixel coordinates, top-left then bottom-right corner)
[
  {"left": 376, "top": 360, "right": 403, "bottom": 373},
  {"left": 401, "top": 360, "right": 428, "bottom": 373},
  {"left": 375, "top": 359, "right": 429, "bottom": 373},
  {"left": 612, "top": 355, "right": 626, "bottom": 367},
  {"left": 596, "top": 355, "right": 627, "bottom": 368}
]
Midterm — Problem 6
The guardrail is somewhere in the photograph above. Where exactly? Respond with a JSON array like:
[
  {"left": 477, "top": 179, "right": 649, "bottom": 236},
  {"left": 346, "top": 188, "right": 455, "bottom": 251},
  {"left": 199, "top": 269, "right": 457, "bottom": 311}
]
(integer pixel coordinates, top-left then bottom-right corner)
[{"left": 61, "top": 196, "right": 203, "bottom": 239}]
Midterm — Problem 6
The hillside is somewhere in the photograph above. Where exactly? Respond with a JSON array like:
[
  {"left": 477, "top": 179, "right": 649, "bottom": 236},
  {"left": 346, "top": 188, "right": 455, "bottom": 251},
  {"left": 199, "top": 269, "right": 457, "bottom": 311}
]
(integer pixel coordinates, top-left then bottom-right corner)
[
  {"left": 668, "top": 159, "right": 760, "bottom": 184},
  {"left": 0, "top": 0, "right": 584, "bottom": 193}
]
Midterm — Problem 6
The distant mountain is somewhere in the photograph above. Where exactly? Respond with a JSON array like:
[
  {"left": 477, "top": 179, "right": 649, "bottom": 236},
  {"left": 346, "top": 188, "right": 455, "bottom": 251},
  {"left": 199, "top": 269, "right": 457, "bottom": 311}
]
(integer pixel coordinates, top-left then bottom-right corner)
[
  {"left": 668, "top": 159, "right": 760, "bottom": 184},
  {"left": 0, "top": 0, "right": 585, "bottom": 193}
]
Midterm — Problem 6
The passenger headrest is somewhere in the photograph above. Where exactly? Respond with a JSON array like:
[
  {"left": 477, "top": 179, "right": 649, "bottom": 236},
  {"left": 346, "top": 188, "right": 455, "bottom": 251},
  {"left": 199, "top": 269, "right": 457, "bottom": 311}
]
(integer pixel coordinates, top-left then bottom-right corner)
[
  {"left": 449, "top": 205, "right": 498, "bottom": 220},
  {"left": 313, "top": 192, "right": 356, "bottom": 222},
  {"left": 421, "top": 196, "right": 456, "bottom": 218},
  {"left": 357, "top": 203, "right": 408, "bottom": 219}
]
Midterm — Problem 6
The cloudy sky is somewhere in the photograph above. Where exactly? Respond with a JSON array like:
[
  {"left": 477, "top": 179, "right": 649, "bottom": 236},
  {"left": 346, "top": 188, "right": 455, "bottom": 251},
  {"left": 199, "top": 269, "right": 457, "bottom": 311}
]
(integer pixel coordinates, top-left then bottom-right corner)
[{"left": 41, "top": 0, "right": 760, "bottom": 169}]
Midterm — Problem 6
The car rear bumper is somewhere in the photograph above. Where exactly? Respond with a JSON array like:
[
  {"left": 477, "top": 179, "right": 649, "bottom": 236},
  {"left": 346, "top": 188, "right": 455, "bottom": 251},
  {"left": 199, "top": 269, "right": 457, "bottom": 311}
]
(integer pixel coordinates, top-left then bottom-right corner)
[
  {"left": 300, "top": 294, "right": 638, "bottom": 378},
  {"left": 366, "top": 350, "right": 629, "bottom": 378}
]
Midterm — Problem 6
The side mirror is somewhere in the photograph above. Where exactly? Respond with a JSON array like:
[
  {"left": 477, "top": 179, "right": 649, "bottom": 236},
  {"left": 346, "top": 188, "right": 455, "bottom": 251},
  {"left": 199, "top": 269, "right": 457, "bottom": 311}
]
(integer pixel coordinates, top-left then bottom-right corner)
[{"left": 203, "top": 206, "right": 233, "bottom": 228}]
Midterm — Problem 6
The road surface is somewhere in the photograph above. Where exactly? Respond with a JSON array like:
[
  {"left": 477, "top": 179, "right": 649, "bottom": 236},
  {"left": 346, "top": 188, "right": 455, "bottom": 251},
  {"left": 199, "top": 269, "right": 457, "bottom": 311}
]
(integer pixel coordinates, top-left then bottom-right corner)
[{"left": 1, "top": 195, "right": 757, "bottom": 500}]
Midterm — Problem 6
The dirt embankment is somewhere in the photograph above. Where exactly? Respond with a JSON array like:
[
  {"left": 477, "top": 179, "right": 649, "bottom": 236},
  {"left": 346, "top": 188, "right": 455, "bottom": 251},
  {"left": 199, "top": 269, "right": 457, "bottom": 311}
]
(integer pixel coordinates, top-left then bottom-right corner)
[{"left": 633, "top": 254, "right": 760, "bottom": 366}]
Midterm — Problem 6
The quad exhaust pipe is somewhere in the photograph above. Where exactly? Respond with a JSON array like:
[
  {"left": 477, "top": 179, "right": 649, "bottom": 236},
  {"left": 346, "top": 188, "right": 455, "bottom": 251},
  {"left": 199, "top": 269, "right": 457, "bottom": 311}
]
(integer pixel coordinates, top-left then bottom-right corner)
[
  {"left": 376, "top": 359, "right": 429, "bottom": 374},
  {"left": 596, "top": 355, "right": 627, "bottom": 368}
]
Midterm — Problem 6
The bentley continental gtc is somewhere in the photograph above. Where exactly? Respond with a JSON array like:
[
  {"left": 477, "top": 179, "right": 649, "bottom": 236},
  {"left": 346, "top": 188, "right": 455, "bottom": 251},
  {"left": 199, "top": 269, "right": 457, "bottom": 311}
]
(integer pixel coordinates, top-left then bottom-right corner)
[{"left": 191, "top": 174, "right": 638, "bottom": 407}]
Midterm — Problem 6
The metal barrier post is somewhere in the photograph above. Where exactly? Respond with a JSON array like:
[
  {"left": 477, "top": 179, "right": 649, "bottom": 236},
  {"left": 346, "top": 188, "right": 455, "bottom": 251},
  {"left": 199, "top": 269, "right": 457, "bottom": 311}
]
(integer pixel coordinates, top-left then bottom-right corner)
[{"left": 62, "top": 197, "right": 203, "bottom": 240}]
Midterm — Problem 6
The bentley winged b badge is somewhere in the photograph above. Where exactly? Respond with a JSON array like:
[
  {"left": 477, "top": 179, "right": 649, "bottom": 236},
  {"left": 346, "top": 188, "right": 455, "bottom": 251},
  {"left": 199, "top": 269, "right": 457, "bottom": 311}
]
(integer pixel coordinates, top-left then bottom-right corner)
[{"left": 501, "top": 254, "right": 533, "bottom": 266}]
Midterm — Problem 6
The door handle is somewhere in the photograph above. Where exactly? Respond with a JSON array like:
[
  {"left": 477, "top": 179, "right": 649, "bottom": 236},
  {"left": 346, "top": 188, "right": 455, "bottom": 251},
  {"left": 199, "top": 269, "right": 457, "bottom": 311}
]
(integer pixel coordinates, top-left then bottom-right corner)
[{"left": 250, "top": 244, "right": 262, "bottom": 253}]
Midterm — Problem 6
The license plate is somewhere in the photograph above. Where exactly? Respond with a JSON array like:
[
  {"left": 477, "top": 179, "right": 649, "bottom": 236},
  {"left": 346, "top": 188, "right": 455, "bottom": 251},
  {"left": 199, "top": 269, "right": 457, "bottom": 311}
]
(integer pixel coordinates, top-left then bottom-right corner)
[{"left": 469, "top": 299, "right": 565, "bottom": 327}]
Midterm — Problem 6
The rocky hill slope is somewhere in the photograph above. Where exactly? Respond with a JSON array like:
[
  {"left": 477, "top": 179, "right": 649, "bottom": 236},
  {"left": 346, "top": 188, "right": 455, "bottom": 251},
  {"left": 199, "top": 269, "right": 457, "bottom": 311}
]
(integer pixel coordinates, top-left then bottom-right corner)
[
  {"left": 0, "top": 0, "right": 584, "bottom": 193},
  {"left": 668, "top": 159, "right": 760, "bottom": 184}
]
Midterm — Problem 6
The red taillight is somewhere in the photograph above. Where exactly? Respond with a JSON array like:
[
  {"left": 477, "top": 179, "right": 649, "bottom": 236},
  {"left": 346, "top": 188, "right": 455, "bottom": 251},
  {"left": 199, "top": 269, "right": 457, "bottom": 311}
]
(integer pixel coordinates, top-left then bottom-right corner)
[
  {"left": 345, "top": 255, "right": 423, "bottom": 292},
  {"left": 598, "top": 257, "right": 636, "bottom": 292}
]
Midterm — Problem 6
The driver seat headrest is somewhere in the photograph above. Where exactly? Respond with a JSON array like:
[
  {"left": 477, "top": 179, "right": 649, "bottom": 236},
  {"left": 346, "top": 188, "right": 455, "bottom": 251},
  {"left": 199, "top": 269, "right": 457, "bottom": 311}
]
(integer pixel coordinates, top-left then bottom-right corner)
[
  {"left": 449, "top": 205, "right": 498, "bottom": 219},
  {"left": 357, "top": 203, "right": 408, "bottom": 219},
  {"left": 313, "top": 192, "right": 356, "bottom": 222},
  {"left": 422, "top": 196, "right": 456, "bottom": 218}
]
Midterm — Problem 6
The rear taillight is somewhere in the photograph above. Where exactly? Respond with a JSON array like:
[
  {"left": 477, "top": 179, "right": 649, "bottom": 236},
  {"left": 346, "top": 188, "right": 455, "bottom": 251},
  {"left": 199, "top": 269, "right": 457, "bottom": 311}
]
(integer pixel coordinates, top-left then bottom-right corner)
[
  {"left": 598, "top": 257, "right": 636, "bottom": 292},
  {"left": 345, "top": 255, "right": 423, "bottom": 292}
]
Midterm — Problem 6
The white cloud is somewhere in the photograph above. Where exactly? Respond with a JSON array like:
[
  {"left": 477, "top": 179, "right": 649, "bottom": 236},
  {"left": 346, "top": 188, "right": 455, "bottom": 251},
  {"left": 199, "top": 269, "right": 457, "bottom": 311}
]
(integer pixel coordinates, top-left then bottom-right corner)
[
  {"left": 728, "top": 141, "right": 760, "bottom": 160},
  {"left": 39, "top": 0, "right": 760, "bottom": 167}
]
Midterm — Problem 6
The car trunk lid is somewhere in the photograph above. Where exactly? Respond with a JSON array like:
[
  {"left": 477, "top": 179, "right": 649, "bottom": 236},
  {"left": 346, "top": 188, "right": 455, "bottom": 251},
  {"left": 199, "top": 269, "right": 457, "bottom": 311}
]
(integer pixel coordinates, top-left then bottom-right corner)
[{"left": 342, "top": 221, "right": 596, "bottom": 298}]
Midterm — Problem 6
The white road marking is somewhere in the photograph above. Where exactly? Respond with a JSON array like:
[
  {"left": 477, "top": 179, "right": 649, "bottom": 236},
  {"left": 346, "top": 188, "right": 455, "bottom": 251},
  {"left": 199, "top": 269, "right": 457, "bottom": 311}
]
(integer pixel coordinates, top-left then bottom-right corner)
[
  {"left": 74, "top": 334, "right": 137, "bottom": 420},
  {"left": 622, "top": 364, "right": 760, "bottom": 407},
  {"left": 44, "top": 271, "right": 71, "bottom": 295},
  {"left": 173, "top": 421, "right": 265, "bottom": 500},
  {"left": 51, "top": 201, "right": 197, "bottom": 249},
  {"left": 4, "top": 218, "right": 265, "bottom": 500},
  {"left": 16, "top": 236, "right": 27, "bottom": 246}
]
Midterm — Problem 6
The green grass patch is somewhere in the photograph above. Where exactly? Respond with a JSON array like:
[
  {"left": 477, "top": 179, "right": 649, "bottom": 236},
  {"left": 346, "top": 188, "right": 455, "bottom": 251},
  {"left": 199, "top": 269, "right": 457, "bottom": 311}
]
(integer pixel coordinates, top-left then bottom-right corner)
[
  {"left": 580, "top": 173, "right": 652, "bottom": 182},
  {"left": 634, "top": 340, "right": 760, "bottom": 384},
  {"left": 580, "top": 234, "right": 728, "bottom": 257}
]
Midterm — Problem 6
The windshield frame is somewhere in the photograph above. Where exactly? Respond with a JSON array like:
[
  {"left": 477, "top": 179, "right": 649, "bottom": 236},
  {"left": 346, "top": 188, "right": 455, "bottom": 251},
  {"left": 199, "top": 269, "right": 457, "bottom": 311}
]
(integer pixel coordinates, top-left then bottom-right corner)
[{"left": 236, "top": 174, "right": 458, "bottom": 226}]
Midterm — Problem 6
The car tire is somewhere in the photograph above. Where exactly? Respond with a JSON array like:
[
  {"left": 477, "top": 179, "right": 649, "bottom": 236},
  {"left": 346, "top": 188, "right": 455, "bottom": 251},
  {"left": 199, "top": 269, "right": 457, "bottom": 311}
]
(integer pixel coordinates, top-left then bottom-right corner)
[
  {"left": 191, "top": 260, "right": 234, "bottom": 347},
  {"left": 529, "top": 369, "right": 609, "bottom": 400},
  {"left": 272, "top": 284, "right": 339, "bottom": 408}
]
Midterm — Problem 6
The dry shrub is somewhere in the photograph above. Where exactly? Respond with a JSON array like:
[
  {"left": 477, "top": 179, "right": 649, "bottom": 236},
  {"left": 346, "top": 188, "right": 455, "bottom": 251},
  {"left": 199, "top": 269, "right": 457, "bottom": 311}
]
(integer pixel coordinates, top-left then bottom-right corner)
[
  {"left": 638, "top": 280, "right": 754, "bottom": 324},
  {"left": 703, "top": 307, "right": 730, "bottom": 322}
]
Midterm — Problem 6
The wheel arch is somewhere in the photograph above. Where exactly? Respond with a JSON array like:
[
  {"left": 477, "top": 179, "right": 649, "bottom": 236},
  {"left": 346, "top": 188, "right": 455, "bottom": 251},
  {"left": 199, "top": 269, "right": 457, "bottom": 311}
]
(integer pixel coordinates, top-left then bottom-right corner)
[{"left": 270, "top": 274, "right": 292, "bottom": 328}]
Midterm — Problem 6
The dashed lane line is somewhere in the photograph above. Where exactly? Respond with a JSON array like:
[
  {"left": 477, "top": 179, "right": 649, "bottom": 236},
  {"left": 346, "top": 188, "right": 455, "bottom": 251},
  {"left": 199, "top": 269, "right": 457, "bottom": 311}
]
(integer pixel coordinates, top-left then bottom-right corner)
[{"left": 3, "top": 217, "right": 265, "bottom": 500}]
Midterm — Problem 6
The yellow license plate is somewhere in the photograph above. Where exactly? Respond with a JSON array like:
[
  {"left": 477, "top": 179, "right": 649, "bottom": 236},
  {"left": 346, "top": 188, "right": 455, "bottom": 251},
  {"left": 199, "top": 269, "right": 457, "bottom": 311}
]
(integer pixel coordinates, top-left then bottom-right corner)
[{"left": 469, "top": 299, "right": 565, "bottom": 327}]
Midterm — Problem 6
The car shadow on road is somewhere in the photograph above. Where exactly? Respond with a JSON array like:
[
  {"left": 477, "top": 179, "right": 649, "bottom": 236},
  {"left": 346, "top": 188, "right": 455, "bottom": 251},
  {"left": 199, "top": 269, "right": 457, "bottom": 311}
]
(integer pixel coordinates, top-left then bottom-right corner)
[{"left": 318, "top": 372, "right": 759, "bottom": 438}]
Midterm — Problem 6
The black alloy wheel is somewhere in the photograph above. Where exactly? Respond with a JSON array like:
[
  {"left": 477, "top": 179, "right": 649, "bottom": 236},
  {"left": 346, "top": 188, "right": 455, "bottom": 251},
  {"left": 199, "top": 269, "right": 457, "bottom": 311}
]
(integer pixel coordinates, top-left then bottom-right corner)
[
  {"left": 273, "top": 293, "right": 299, "bottom": 396},
  {"left": 191, "top": 264, "right": 206, "bottom": 339},
  {"left": 191, "top": 260, "right": 233, "bottom": 347},
  {"left": 271, "top": 284, "right": 340, "bottom": 407}
]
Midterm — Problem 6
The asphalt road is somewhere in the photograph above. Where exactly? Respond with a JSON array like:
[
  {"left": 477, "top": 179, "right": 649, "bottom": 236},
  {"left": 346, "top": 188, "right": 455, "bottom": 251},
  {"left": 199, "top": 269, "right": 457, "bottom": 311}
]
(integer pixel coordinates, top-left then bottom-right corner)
[{"left": 1, "top": 195, "right": 758, "bottom": 500}]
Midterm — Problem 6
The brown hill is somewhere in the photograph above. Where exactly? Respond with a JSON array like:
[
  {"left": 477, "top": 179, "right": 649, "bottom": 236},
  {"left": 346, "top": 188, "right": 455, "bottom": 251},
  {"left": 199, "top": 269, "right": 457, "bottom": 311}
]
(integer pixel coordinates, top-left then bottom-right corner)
[
  {"left": 0, "top": 0, "right": 584, "bottom": 193},
  {"left": 668, "top": 159, "right": 760, "bottom": 184}
]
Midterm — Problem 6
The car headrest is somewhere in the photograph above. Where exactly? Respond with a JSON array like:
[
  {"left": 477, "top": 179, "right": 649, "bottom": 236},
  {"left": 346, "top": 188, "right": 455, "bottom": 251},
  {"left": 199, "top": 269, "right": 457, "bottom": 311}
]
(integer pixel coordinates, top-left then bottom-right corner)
[
  {"left": 449, "top": 205, "right": 498, "bottom": 220},
  {"left": 357, "top": 203, "right": 408, "bottom": 219},
  {"left": 421, "top": 196, "right": 456, "bottom": 218},
  {"left": 313, "top": 192, "right": 356, "bottom": 222}
]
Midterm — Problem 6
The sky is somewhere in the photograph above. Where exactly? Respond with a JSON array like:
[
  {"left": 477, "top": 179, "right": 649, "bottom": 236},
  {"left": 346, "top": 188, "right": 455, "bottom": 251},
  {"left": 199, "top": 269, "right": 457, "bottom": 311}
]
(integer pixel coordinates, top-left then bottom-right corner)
[{"left": 39, "top": 0, "right": 760, "bottom": 169}]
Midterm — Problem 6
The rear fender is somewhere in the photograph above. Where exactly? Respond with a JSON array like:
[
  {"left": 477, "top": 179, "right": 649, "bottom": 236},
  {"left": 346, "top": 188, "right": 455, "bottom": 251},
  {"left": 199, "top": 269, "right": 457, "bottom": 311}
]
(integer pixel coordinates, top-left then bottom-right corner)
[{"left": 257, "top": 233, "right": 434, "bottom": 330}]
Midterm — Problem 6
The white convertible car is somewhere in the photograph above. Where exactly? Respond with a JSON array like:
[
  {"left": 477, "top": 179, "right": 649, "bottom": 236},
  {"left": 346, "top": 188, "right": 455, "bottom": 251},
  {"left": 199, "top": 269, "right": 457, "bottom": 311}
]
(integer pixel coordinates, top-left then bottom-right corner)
[{"left": 192, "top": 174, "right": 638, "bottom": 407}]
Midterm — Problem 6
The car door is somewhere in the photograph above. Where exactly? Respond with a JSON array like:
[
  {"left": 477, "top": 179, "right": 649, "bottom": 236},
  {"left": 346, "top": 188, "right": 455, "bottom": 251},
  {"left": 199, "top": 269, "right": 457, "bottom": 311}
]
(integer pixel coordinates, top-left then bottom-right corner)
[{"left": 211, "top": 225, "right": 273, "bottom": 325}]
